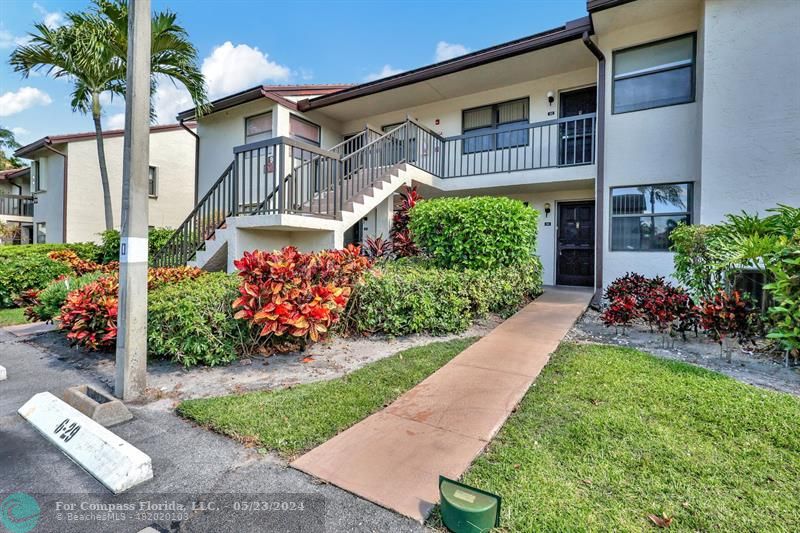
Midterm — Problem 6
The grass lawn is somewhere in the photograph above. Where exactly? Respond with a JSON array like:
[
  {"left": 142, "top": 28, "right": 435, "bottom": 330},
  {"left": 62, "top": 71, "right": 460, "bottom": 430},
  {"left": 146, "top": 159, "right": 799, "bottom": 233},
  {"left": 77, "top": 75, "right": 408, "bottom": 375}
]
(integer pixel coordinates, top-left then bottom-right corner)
[
  {"left": 0, "top": 307, "right": 26, "bottom": 327},
  {"left": 436, "top": 342, "right": 800, "bottom": 532},
  {"left": 178, "top": 337, "right": 477, "bottom": 458}
]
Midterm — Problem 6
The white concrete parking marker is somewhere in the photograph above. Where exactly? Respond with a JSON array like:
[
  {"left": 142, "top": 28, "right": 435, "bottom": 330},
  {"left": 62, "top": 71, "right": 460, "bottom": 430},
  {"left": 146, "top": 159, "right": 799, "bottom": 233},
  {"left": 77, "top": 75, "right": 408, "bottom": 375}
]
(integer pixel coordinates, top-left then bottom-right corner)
[
  {"left": 0, "top": 364, "right": 6, "bottom": 381},
  {"left": 17, "top": 392, "right": 153, "bottom": 493}
]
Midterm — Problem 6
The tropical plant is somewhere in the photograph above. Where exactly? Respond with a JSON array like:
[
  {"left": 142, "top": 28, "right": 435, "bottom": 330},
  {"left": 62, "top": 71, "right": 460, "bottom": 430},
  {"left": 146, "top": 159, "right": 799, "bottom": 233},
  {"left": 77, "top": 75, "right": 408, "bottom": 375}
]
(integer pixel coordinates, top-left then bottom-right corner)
[
  {"left": 10, "top": 0, "right": 207, "bottom": 231},
  {"left": 362, "top": 235, "right": 392, "bottom": 260},
  {"left": 31, "top": 271, "right": 107, "bottom": 321},
  {"left": 232, "top": 246, "right": 371, "bottom": 353},
  {"left": 390, "top": 186, "right": 421, "bottom": 257},
  {"left": 0, "top": 126, "right": 22, "bottom": 170},
  {"left": 59, "top": 274, "right": 119, "bottom": 351},
  {"left": 600, "top": 295, "right": 639, "bottom": 334},
  {"left": 699, "top": 290, "right": 760, "bottom": 352},
  {"left": 670, "top": 205, "right": 800, "bottom": 300},
  {"left": 765, "top": 239, "right": 800, "bottom": 355}
]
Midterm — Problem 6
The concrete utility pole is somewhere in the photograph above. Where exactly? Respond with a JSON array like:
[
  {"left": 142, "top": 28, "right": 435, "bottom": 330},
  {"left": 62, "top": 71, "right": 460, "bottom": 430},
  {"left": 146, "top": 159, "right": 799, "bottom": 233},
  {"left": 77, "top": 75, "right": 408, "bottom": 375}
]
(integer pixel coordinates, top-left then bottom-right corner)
[{"left": 115, "top": 0, "right": 151, "bottom": 400}]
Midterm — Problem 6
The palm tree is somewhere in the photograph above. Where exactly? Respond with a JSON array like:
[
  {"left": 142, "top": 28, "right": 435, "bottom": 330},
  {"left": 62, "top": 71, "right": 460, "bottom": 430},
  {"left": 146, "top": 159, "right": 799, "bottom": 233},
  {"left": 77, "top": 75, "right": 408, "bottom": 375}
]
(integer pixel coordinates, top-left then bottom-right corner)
[
  {"left": 0, "top": 127, "right": 22, "bottom": 170},
  {"left": 9, "top": 0, "right": 207, "bottom": 231}
]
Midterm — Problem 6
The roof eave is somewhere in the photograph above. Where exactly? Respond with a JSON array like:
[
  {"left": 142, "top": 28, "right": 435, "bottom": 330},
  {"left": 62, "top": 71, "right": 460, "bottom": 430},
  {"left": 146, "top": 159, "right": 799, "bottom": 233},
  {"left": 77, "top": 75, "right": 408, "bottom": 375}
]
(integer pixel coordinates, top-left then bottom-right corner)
[
  {"left": 298, "top": 16, "right": 593, "bottom": 112},
  {"left": 586, "top": 0, "right": 638, "bottom": 13},
  {"left": 14, "top": 137, "right": 51, "bottom": 159}
]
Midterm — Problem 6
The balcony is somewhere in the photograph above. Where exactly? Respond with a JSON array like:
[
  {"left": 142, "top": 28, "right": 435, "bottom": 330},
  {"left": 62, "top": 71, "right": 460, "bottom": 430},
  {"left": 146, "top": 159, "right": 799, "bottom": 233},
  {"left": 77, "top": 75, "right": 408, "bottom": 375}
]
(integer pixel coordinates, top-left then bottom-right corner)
[{"left": 0, "top": 194, "right": 34, "bottom": 220}]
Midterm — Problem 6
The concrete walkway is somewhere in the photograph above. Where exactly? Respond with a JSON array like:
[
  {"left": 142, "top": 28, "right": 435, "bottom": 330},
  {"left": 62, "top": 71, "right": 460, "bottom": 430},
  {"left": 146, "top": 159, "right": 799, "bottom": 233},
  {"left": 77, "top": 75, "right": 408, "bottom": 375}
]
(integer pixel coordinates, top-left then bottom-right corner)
[{"left": 292, "top": 286, "right": 592, "bottom": 522}]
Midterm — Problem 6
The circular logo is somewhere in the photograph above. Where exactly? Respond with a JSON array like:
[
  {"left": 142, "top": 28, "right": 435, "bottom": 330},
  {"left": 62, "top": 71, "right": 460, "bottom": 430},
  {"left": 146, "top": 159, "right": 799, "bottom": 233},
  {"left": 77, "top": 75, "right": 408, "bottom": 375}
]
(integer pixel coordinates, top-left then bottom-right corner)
[{"left": 0, "top": 492, "right": 40, "bottom": 533}]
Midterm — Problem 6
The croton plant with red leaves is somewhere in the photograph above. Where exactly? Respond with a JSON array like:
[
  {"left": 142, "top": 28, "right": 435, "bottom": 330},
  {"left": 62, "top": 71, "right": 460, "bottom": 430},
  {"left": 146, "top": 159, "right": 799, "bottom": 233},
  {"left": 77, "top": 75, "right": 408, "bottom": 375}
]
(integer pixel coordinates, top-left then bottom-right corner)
[
  {"left": 47, "top": 250, "right": 118, "bottom": 276},
  {"left": 56, "top": 267, "right": 205, "bottom": 351},
  {"left": 58, "top": 275, "right": 119, "bottom": 351},
  {"left": 600, "top": 294, "right": 639, "bottom": 332},
  {"left": 232, "top": 245, "right": 371, "bottom": 351},
  {"left": 699, "top": 289, "right": 759, "bottom": 346}
]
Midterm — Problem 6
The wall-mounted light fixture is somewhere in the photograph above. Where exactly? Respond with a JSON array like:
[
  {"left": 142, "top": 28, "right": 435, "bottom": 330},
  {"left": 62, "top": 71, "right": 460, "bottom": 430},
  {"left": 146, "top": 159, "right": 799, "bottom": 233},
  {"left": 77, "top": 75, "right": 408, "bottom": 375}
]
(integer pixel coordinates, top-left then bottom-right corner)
[
  {"left": 546, "top": 91, "right": 555, "bottom": 106},
  {"left": 544, "top": 202, "right": 551, "bottom": 217}
]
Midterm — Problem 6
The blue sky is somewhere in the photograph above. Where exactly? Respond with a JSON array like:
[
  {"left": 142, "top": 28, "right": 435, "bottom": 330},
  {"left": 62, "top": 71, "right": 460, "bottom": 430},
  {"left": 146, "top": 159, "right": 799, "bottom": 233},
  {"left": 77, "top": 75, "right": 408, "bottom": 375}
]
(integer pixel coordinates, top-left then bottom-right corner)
[{"left": 1, "top": 0, "right": 587, "bottom": 145}]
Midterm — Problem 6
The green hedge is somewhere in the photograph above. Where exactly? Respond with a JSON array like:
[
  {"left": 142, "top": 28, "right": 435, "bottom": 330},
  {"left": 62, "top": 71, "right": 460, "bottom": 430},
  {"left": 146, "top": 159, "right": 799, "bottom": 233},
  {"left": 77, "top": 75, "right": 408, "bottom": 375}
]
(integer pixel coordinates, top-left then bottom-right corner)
[
  {"left": 148, "top": 273, "right": 247, "bottom": 367},
  {"left": 409, "top": 196, "right": 539, "bottom": 270},
  {"left": 34, "top": 271, "right": 108, "bottom": 321},
  {"left": 99, "top": 228, "right": 174, "bottom": 264},
  {"left": 0, "top": 243, "right": 102, "bottom": 308},
  {"left": 346, "top": 257, "right": 542, "bottom": 336}
]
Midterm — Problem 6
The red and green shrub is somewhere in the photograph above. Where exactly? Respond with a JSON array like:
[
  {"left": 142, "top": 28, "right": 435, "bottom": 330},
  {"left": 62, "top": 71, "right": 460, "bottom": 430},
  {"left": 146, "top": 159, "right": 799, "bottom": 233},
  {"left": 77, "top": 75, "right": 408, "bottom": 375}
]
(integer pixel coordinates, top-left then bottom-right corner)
[
  {"left": 148, "top": 266, "right": 204, "bottom": 290},
  {"left": 603, "top": 273, "right": 700, "bottom": 340},
  {"left": 699, "top": 289, "right": 760, "bottom": 347},
  {"left": 59, "top": 275, "right": 119, "bottom": 351},
  {"left": 232, "top": 245, "right": 371, "bottom": 352},
  {"left": 390, "top": 186, "right": 421, "bottom": 258},
  {"left": 56, "top": 266, "right": 205, "bottom": 351},
  {"left": 47, "top": 249, "right": 118, "bottom": 276},
  {"left": 600, "top": 294, "right": 639, "bottom": 332}
]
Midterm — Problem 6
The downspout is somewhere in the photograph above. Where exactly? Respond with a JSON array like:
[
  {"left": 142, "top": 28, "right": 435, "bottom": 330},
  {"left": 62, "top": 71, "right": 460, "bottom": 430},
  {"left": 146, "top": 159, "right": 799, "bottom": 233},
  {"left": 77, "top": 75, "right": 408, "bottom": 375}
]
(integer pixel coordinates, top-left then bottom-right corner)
[
  {"left": 582, "top": 31, "right": 606, "bottom": 306},
  {"left": 44, "top": 143, "right": 68, "bottom": 243},
  {"left": 180, "top": 119, "right": 200, "bottom": 204}
]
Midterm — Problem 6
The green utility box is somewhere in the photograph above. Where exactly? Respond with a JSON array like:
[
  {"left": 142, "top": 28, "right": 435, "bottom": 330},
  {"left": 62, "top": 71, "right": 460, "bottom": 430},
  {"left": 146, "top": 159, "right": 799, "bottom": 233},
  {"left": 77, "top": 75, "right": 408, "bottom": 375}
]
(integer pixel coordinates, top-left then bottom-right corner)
[{"left": 439, "top": 476, "right": 501, "bottom": 532}]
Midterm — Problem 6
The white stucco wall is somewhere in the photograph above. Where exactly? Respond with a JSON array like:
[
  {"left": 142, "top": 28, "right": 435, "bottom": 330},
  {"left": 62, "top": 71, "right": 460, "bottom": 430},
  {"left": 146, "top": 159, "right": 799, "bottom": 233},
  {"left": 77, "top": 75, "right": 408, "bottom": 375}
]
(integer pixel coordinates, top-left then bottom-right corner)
[
  {"left": 699, "top": 0, "right": 800, "bottom": 223},
  {"left": 63, "top": 127, "right": 196, "bottom": 243},
  {"left": 597, "top": 7, "right": 703, "bottom": 286},
  {"left": 196, "top": 99, "right": 345, "bottom": 200},
  {"left": 31, "top": 149, "right": 66, "bottom": 243}
]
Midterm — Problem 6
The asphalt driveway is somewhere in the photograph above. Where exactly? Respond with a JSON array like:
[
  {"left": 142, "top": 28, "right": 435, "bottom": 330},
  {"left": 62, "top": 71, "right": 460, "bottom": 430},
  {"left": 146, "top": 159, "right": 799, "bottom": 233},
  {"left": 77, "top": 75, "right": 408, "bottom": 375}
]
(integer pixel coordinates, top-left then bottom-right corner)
[{"left": 0, "top": 329, "right": 424, "bottom": 533}]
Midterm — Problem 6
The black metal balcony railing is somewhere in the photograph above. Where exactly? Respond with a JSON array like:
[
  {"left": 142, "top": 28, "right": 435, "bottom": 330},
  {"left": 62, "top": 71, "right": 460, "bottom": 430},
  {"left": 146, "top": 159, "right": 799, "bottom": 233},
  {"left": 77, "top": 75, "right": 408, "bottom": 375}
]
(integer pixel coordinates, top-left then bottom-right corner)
[
  {"left": 0, "top": 194, "right": 34, "bottom": 217},
  {"left": 154, "top": 115, "right": 596, "bottom": 267}
]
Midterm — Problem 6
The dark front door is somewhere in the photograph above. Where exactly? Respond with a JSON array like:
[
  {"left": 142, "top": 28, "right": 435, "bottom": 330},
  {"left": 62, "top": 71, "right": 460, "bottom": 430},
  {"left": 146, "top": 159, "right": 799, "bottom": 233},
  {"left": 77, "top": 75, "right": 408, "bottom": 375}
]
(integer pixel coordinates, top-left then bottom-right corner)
[
  {"left": 559, "top": 86, "right": 596, "bottom": 166},
  {"left": 557, "top": 201, "right": 595, "bottom": 286}
]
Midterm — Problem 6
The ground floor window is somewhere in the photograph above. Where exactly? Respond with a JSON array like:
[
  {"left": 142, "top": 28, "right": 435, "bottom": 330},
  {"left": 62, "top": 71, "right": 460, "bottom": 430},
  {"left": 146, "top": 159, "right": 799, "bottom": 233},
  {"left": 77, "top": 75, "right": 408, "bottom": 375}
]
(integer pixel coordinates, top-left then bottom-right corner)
[
  {"left": 610, "top": 182, "right": 692, "bottom": 251},
  {"left": 35, "top": 222, "right": 46, "bottom": 244}
]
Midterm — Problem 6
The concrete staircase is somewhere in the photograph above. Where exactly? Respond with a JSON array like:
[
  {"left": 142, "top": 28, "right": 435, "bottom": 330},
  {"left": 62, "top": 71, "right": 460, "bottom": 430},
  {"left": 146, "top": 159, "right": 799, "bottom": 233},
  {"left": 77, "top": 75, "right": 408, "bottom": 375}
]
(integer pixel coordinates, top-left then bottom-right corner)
[{"left": 188, "top": 163, "right": 422, "bottom": 271}]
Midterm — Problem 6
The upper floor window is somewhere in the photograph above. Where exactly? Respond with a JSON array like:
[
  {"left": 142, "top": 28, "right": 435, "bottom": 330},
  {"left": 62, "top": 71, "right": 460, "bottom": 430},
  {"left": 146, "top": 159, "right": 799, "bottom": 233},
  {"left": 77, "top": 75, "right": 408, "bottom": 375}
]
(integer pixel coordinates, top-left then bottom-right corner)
[
  {"left": 148, "top": 166, "right": 158, "bottom": 198},
  {"left": 610, "top": 182, "right": 692, "bottom": 251},
  {"left": 612, "top": 33, "right": 696, "bottom": 114},
  {"left": 289, "top": 115, "right": 321, "bottom": 146},
  {"left": 31, "top": 160, "right": 45, "bottom": 192},
  {"left": 245, "top": 111, "right": 273, "bottom": 144},
  {"left": 462, "top": 98, "right": 529, "bottom": 154}
]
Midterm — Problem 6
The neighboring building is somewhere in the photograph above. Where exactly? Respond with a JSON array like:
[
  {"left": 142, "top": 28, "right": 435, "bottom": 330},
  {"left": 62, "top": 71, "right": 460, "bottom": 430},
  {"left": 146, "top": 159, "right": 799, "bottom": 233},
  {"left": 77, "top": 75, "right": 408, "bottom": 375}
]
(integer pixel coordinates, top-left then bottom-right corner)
[
  {"left": 157, "top": 0, "right": 800, "bottom": 296},
  {"left": 0, "top": 167, "right": 33, "bottom": 244},
  {"left": 14, "top": 123, "right": 197, "bottom": 244}
]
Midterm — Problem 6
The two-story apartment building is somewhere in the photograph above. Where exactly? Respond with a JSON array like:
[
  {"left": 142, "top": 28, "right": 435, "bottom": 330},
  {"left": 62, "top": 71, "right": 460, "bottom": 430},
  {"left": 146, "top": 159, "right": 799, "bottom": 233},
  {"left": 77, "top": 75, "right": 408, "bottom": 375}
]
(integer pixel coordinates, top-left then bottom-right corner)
[
  {"left": 14, "top": 123, "right": 197, "bottom": 244},
  {"left": 155, "top": 0, "right": 800, "bottom": 297},
  {"left": 0, "top": 167, "right": 33, "bottom": 244}
]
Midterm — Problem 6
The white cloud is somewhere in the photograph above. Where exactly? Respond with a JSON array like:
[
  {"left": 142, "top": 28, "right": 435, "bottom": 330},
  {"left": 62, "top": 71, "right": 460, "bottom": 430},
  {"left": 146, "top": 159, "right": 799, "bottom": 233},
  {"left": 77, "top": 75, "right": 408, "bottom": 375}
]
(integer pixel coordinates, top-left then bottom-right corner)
[
  {"left": 435, "top": 41, "right": 470, "bottom": 62},
  {"left": 0, "top": 27, "right": 32, "bottom": 49},
  {"left": 202, "top": 41, "right": 290, "bottom": 99},
  {"left": 33, "top": 2, "right": 65, "bottom": 29},
  {"left": 10, "top": 127, "right": 30, "bottom": 137},
  {"left": 145, "top": 42, "right": 293, "bottom": 124},
  {"left": 152, "top": 79, "right": 194, "bottom": 124},
  {"left": 363, "top": 64, "right": 404, "bottom": 82},
  {"left": 0, "top": 87, "right": 52, "bottom": 117},
  {"left": 105, "top": 112, "right": 126, "bottom": 130}
]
